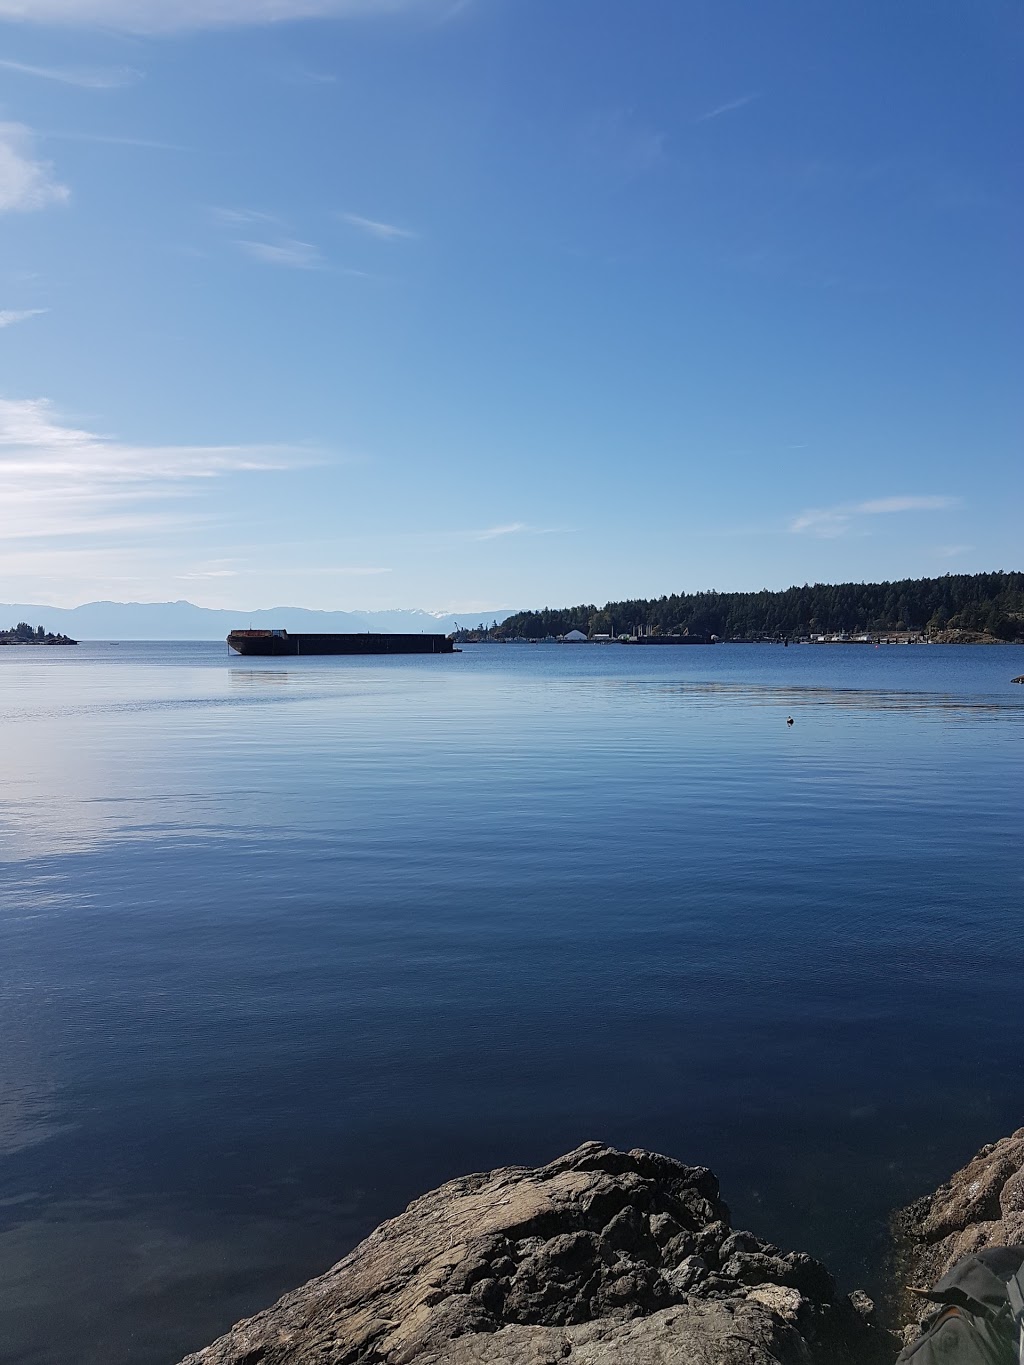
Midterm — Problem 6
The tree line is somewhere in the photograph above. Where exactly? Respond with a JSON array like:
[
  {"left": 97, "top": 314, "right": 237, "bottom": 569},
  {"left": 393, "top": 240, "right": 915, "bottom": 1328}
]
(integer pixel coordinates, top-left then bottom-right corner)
[
  {"left": 0, "top": 622, "right": 77, "bottom": 645},
  {"left": 488, "top": 572, "right": 1024, "bottom": 641}
]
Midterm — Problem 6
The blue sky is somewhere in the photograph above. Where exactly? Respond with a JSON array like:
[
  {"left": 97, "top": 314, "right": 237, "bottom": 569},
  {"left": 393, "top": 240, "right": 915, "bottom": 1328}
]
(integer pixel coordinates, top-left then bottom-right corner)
[{"left": 0, "top": 0, "right": 1020, "bottom": 613}]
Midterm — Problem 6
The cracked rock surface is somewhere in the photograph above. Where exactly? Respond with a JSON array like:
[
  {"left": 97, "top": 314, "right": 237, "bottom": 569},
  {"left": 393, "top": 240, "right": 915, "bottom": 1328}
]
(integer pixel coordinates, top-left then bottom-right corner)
[
  {"left": 893, "top": 1126, "right": 1024, "bottom": 1337},
  {"left": 178, "top": 1142, "right": 892, "bottom": 1365}
]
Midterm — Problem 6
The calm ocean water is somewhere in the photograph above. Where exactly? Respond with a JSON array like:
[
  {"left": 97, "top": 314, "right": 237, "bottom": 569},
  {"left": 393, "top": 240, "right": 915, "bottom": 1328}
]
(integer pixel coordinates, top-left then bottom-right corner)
[{"left": 1, "top": 641, "right": 1023, "bottom": 1363}]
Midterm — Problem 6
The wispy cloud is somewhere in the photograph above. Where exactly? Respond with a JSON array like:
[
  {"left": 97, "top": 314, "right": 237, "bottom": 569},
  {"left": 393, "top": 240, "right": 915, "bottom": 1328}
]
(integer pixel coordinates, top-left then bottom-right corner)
[
  {"left": 0, "top": 396, "right": 316, "bottom": 546},
  {"left": 790, "top": 495, "right": 961, "bottom": 538},
  {"left": 320, "top": 565, "right": 392, "bottom": 575},
  {"left": 0, "top": 0, "right": 451, "bottom": 34},
  {"left": 0, "top": 57, "right": 141, "bottom": 89},
  {"left": 339, "top": 212, "right": 415, "bottom": 241},
  {"left": 467, "top": 523, "right": 566, "bottom": 542},
  {"left": 471, "top": 522, "right": 527, "bottom": 541},
  {"left": 267, "top": 563, "right": 393, "bottom": 576},
  {"left": 0, "top": 124, "right": 69, "bottom": 214},
  {"left": 937, "top": 543, "right": 973, "bottom": 558},
  {"left": 214, "top": 211, "right": 326, "bottom": 268},
  {"left": 45, "top": 131, "right": 186, "bottom": 151},
  {"left": 854, "top": 496, "right": 961, "bottom": 515},
  {"left": 580, "top": 108, "right": 666, "bottom": 181},
  {"left": 0, "top": 308, "right": 47, "bottom": 328},
  {"left": 212, "top": 206, "right": 282, "bottom": 227},
  {"left": 236, "top": 238, "right": 324, "bottom": 270},
  {"left": 435, "top": 0, "right": 475, "bottom": 21},
  {"left": 278, "top": 64, "right": 337, "bottom": 86},
  {"left": 176, "top": 558, "right": 241, "bottom": 581},
  {"left": 696, "top": 93, "right": 759, "bottom": 123}
]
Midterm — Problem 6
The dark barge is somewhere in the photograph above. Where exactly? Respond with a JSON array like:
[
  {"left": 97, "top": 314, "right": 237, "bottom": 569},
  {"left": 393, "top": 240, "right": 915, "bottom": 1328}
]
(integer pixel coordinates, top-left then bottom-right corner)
[
  {"left": 631, "top": 633, "right": 716, "bottom": 645},
  {"left": 227, "top": 629, "right": 455, "bottom": 657}
]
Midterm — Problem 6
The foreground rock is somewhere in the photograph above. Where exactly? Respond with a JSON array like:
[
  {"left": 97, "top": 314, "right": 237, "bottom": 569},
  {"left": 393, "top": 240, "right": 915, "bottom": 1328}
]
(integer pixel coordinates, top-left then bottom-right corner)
[
  {"left": 893, "top": 1126, "right": 1024, "bottom": 1337},
  {"left": 179, "top": 1142, "right": 891, "bottom": 1365}
]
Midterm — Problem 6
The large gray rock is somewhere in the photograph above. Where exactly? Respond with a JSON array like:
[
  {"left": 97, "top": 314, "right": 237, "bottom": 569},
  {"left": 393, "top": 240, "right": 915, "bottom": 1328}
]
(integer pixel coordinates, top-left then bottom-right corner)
[
  {"left": 178, "top": 1142, "right": 890, "bottom": 1365},
  {"left": 893, "top": 1126, "right": 1024, "bottom": 1336}
]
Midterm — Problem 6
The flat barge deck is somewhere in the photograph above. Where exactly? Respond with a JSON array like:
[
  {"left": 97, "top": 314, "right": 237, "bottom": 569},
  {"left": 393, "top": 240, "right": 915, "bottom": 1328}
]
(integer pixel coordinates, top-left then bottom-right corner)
[
  {"left": 227, "top": 629, "right": 455, "bottom": 657},
  {"left": 630, "top": 633, "right": 716, "bottom": 645}
]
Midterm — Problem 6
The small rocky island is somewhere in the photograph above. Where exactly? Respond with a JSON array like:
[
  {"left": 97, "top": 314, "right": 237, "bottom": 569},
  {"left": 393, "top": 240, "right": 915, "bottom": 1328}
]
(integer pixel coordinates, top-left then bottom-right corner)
[
  {"left": 0, "top": 621, "right": 77, "bottom": 645},
  {"left": 177, "top": 1131, "right": 1024, "bottom": 1365}
]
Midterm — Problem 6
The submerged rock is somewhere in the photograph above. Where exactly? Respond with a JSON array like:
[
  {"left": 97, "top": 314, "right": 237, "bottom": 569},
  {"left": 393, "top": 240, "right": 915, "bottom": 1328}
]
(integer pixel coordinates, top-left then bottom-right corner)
[{"left": 177, "top": 1142, "right": 892, "bottom": 1365}]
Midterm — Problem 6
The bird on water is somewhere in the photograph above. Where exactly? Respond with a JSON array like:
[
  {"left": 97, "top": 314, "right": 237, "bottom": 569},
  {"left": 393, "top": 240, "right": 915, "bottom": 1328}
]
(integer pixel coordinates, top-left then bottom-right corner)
[{"left": 786, "top": 716, "right": 794, "bottom": 726}]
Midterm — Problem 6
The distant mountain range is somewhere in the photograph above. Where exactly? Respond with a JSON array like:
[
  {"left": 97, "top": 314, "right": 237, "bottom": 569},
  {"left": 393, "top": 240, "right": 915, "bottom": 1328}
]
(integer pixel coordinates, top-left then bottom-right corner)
[{"left": 0, "top": 601, "right": 516, "bottom": 641}]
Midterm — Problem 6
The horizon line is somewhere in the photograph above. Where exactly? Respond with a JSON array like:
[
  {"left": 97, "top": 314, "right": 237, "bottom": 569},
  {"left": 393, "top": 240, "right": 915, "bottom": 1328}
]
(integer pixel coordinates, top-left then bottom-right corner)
[{"left": 1, "top": 567, "right": 1019, "bottom": 618}]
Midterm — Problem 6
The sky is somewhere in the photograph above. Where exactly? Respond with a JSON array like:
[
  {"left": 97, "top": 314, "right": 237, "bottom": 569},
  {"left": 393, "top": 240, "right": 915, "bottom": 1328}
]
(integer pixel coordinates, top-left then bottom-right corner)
[{"left": 0, "top": 0, "right": 1020, "bottom": 614}]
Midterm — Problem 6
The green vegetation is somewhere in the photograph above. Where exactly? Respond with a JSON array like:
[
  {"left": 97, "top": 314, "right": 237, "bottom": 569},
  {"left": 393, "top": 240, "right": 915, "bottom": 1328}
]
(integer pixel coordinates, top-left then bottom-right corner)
[
  {"left": 0, "top": 622, "right": 77, "bottom": 645},
  {"left": 488, "top": 572, "right": 1024, "bottom": 642}
]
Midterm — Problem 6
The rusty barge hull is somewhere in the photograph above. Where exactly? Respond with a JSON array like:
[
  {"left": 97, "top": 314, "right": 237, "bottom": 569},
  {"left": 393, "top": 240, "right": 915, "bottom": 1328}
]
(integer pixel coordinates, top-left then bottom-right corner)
[{"left": 227, "top": 630, "right": 454, "bottom": 657}]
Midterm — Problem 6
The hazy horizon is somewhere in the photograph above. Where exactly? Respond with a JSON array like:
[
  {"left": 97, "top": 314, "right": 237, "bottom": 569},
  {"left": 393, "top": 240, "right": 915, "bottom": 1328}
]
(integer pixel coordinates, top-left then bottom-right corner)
[
  {"left": 0, "top": 596, "right": 511, "bottom": 618},
  {"left": 0, "top": 597, "right": 517, "bottom": 640},
  {"left": 5, "top": 561, "right": 1022, "bottom": 625}
]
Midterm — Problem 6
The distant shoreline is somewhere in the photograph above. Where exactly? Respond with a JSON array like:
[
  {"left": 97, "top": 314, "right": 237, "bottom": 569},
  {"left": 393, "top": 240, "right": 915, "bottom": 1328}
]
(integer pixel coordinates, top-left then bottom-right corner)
[
  {"left": 491, "top": 572, "right": 1024, "bottom": 645},
  {"left": 462, "top": 633, "right": 1018, "bottom": 646}
]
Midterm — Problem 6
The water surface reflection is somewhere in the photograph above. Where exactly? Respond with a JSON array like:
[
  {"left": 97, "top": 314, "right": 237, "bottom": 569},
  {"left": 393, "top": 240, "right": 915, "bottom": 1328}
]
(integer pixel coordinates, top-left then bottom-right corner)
[{"left": 0, "top": 643, "right": 1022, "bottom": 1363}]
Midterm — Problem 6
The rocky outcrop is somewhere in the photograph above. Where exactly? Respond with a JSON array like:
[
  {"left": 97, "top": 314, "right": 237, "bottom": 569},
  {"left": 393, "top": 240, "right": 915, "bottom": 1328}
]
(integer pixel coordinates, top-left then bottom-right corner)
[
  {"left": 178, "top": 1142, "right": 892, "bottom": 1365},
  {"left": 893, "top": 1127, "right": 1024, "bottom": 1337}
]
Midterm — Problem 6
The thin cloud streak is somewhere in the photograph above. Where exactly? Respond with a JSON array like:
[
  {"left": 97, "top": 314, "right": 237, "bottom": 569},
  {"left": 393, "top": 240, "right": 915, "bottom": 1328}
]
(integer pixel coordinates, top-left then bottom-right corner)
[
  {"left": 466, "top": 523, "right": 568, "bottom": 543},
  {"left": 472, "top": 522, "right": 527, "bottom": 541},
  {"left": 279, "top": 64, "right": 338, "bottom": 85},
  {"left": 855, "top": 496, "right": 960, "bottom": 515},
  {"left": 45, "top": 131, "right": 186, "bottom": 151},
  {"left": 696, "top": 93, "right": 760, "bottom": 123},
  {"left": 791, "top": 495, "right": 961, "bottom": 538},
  {"left": 340, "top": 212, "right": 416, "bottom": 241},
  {"left": 0, "top": 308, "right": 47, "bottom": 328},
  {"left": 0, "top": 0, "right": 451, "bottom": 34},
  {"left": 267, "top": 564, "right": 393, "bottom": 576},
  {"left": 0, "top": 57, "right": 142, "bottom": 88},
  {"left": 0, "top": 511, "right": 203, "bottom": 542},
  {"left": 213, "top": 206, "right": 282, "bottom": 227},
  {"left": 236, "top": 238, "right": 324, "bottom": 269},
  {"left": 177, "top": 560, "right": 240, "bottom": 580},
  {"left": 581, "top": 108, "right": 666, "bottom": 181}
]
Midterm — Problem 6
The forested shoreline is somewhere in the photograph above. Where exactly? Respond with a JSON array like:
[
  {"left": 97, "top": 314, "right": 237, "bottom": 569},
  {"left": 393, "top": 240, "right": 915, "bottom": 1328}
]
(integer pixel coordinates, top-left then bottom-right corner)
[
  {"left": 488, "top": 572, "right": 1024, "bottom": 642},
  {"left": 0, "top": 622, "right": 77, "bottom": 646}
]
